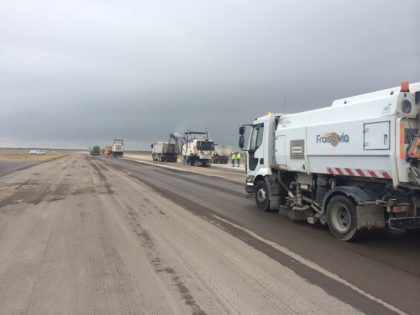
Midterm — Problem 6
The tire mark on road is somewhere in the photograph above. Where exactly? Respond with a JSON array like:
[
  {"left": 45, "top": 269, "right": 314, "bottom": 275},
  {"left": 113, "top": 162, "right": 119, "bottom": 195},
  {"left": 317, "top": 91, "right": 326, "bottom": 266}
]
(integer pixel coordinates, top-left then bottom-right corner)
[
  {"left": 120, "top": 170, "right": 403, "bottom": 315},
  {"left": 124, "top": 204, "right": 206, "bottom": 315}
]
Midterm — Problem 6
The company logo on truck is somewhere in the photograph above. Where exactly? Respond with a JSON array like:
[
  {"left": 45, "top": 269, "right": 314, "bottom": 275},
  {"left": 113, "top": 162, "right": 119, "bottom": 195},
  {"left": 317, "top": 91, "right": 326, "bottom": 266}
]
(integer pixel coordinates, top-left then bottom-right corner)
[{"left": 316, "top": 132, "right": 349, "bottom": 147}]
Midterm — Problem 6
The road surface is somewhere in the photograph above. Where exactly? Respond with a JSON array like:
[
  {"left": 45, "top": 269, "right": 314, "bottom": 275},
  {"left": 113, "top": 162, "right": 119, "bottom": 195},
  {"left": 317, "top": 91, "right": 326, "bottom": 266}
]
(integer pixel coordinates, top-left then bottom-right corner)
[
  {"left": 0, "top": 161, "right": 40, "bottom": 177},
  {"left": 0, "top": 153, "right": 418, "bottom": 314}
]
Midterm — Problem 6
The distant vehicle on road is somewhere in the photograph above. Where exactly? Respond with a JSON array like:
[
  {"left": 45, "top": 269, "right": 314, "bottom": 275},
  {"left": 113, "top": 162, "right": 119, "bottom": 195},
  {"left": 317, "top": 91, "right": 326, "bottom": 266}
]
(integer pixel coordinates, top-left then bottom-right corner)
[
  {"left": 90, "top": 145, "right": 100, "bottom": 155},
  {"left": 212, "top": 145, "right": 233, "bottom": 164},
  {"left": 29, "top": 150, "right": 46, "bottom": 155},
  {"left": 103, "top": 145, "right": 113, "bottom": 156},
  {"left": 151, "top": 141, "right": 178, "bottom": 162},
  {"left": 181, "top": 131, "right": 214, "bottom": 167},
  {"left": 112, "top": 139, "right": 124, "bottom": 157}
]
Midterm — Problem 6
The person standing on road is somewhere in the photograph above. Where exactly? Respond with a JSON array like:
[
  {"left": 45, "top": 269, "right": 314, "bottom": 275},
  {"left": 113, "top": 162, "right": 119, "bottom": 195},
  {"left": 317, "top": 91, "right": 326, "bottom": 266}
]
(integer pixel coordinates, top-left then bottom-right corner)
[
  {"left": 236, "top": 152, "right": 241, "bottom": 167},
  {"left": 231, "top": 152, "right": 236, "bottom": 167}
]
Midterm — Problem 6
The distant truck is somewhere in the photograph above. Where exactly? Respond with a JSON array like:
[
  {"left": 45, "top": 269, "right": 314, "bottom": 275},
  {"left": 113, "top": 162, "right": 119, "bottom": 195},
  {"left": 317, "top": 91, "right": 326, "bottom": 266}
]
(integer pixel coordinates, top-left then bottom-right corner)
[
  {"left": 90, "top": 145, "right": 100, "bottom": 155},
  {"left": 103, "top": 145, "right": 113, "bottom": 156},
  {"left": 212, "top": 145, "right": 233, "bottom": 164},
  {"left": 151, "top": 141, "right": 178, "bottom": 162},
  {"left": 112, "top": 139, "right": 124, "bottom": 157},
  {"left": 181, "top": 131, "right": 214, "bottom": 167}
]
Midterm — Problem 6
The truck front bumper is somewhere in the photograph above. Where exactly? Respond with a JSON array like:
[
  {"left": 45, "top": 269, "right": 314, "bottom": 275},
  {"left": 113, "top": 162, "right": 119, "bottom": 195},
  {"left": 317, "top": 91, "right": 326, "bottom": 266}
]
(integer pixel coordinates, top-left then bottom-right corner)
[
  {"left": 388, "top": 217, "right": 420, "bottom": 230},
  {"left": 245, "top": 176, "right": 254, "bottom": 194}
]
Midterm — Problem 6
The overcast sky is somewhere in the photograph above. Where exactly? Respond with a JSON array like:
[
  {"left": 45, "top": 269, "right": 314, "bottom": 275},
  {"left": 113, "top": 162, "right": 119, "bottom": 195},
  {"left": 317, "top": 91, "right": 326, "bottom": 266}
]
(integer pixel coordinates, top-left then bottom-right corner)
[{"left": 1, "top": 0, "right": 419, "bottom": 150}]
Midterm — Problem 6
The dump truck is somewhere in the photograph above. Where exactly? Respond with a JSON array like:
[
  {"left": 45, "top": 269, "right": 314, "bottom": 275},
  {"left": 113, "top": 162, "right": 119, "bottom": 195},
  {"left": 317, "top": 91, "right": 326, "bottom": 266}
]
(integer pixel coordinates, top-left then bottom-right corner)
[
  {"left": 90, "top": 145, "right": 100, "bottom": 155},
  {"left": 151, "top": 141, "right": 178, "bottom": 162},
  {"left": 103, "top": 145, "right": 113, "bottom": 156},
  {"left": 212, "top": 145, "right": 233, "bottom": 164},
  {"left": 239, "top": 81, "right": 420, "bottom": 241},
  {"left": 112, "top": 139, "right": 124, "bottom": 157},
  {"left": 181, "top": 131, "right": 214, "bottom": 167}
]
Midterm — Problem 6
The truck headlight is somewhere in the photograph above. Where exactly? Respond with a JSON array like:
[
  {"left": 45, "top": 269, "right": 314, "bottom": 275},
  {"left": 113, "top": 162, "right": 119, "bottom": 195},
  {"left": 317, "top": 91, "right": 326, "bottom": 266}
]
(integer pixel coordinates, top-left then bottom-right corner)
[{"left": 246, "top": 176, "right": 254, "bottom": 183}]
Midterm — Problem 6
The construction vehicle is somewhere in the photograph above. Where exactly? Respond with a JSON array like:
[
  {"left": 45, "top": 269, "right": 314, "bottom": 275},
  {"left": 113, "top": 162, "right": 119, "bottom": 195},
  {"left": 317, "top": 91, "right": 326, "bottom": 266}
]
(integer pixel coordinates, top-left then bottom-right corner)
[
  {"left": 112, "top": 139, "right": 124, "bottom": 157},
  {"left": 212, "top": 145, "right": 233, "bottom": 164},
  {"left": 151, "top": 141, "right": 178, "bottom": 162},
  {"left": 103, "top": 145, "right": 113, "bottom": 156},
  {"left": 90, "top": 145, "right": 100, "bottom": 155},
  {"left": 168, "top": 132, "right": 184, "bottom": 154},
  {"left": 181, "top": 131, "right": 214, "bottom": 167},
  {"left": 239, "top": 81, "right": 420, "bottom": 241}
]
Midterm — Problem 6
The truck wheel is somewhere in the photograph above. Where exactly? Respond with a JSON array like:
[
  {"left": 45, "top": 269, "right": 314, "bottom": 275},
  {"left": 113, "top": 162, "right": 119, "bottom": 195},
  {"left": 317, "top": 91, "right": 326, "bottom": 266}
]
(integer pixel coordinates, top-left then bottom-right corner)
[
  {"left": 255, "top": 181, "right": 270, "bottom": 212},
  {"left": 326, "top": 195, "right": 362, "bottom": 241}
]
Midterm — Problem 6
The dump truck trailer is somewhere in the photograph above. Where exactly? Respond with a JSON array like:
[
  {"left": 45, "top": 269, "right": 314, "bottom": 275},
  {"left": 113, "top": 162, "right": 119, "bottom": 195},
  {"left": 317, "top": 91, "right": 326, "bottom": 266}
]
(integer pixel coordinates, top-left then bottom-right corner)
[
  {"left": 212, "top": 145, "right": 233, "bottom": 164},
  {"left": 103, "top": 145, "right": 113, "bottom": 156},
  {"left": 112, "top": 139, "right": 124, "bottom": 157},
  {"left": 90, "top": 145, "right": 100, "bottom": 155},
  {"left": 152, "top": 141, "right": 178, "bottom": 162},
  {"left": 239, "top": 81, "right": 420, "bottom": 241}
]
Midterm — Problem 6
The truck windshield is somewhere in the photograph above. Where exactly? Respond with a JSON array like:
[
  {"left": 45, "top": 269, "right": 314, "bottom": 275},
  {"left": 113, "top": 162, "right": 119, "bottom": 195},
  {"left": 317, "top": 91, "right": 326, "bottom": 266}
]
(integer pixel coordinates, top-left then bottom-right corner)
[
  {"left": 197, "top": 141, "right": 214, "bottom": 151},
  {"left": 249, "top": 124, "right": 264, "bottom": 151}
]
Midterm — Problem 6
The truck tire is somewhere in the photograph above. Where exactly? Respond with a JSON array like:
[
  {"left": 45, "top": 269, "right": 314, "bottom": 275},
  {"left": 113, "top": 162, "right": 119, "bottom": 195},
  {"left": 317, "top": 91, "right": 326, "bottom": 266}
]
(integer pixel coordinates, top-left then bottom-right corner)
[
  {"left": 326, "top": 195, "right": 363, "bottom": 241},
  {"left": 255, "top": 180, "right": 270, "bottom": 212}
]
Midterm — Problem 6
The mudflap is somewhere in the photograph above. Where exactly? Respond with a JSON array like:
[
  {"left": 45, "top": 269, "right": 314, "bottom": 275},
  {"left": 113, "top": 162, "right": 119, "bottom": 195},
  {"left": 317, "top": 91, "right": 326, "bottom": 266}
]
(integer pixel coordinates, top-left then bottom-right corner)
[
  {"left": 264, "top": 177, "right": 280, "bottom": 211},
  {"left": 356, "top": 205, "right": 385, "bottom": 230}
]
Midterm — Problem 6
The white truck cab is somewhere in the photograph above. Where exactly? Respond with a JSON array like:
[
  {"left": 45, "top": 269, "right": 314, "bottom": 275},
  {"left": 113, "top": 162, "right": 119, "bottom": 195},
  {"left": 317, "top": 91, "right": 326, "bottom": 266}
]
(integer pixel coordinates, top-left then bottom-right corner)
[
  {"left": 112, "top": 139, "right": 124, "bottom": 157},
  {"left": 182, "top": 131, "right": 214, "bottom": 167},
  {"left": 239, "top": 82, "right": 420, "bottom": 241}
]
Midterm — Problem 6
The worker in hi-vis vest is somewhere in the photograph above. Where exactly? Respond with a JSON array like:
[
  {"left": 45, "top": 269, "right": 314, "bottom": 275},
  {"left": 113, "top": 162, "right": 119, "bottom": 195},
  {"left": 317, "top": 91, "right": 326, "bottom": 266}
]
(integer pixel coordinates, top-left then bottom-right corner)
[
  {"left": 235, "top": 152, "right": 241, "bottom": 167},
  {"left": 231, "top": 152, "right": 236, "bottom": 167}
]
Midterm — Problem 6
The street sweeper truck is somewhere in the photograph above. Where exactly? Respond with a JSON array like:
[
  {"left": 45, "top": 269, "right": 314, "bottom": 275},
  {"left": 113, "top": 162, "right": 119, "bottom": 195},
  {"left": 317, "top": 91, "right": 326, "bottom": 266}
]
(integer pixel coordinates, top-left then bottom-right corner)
[{"left": 239, "top": 81, "right": 420, "bottom": 241}]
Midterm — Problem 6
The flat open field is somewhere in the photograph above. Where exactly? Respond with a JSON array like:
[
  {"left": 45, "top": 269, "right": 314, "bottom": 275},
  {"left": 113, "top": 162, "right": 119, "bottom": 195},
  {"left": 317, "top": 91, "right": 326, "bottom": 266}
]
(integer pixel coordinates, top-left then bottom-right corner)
[{"left": 0, "top": 148, "right": 70, "bottom": 161}]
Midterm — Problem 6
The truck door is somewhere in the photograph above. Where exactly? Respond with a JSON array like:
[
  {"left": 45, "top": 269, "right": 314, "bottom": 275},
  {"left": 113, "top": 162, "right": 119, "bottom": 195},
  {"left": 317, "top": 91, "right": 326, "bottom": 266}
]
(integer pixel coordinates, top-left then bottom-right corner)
[{"left": 248, "top": 123, "right": 265, "bottom": 171}]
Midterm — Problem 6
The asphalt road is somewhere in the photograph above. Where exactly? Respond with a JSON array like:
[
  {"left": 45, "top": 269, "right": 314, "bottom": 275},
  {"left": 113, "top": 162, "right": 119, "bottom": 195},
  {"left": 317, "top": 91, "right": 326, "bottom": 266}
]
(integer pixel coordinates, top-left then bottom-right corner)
[
  {"left": 0, "top": 160, "right": 40, "bottom": 177},
  {"left": 106, "top": 155, "right": 420, "bottom": 315},
  {"left": 0, "top": 153, "right": 418, "bottom": 314}
]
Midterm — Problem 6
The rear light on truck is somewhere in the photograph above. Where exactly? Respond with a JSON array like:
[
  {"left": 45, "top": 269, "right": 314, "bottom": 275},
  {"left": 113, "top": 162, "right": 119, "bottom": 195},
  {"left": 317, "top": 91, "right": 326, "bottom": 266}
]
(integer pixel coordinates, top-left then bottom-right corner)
[
  {"left": 390, "top": 205, "right": 410, "bottom": 213},
  {"left": 407, "top": 136, "right": 420, "bottom": 159},
  {"left": 400, "top": 123, "right": 405, "bottom": 160}
]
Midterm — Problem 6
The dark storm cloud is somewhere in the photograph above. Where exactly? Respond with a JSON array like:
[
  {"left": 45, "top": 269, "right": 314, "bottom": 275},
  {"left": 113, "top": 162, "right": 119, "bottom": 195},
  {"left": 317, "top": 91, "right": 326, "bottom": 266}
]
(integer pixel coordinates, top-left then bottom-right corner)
[{"left": 1, "top": 0, "right": 419, "bottom": 149}]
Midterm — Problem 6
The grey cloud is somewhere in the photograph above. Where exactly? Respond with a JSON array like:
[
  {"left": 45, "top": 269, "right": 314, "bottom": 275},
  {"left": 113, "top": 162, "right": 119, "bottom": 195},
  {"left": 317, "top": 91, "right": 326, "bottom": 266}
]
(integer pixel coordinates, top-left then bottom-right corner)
[{"left": 1, "top": 0, "right": 419, "bottom": 149}]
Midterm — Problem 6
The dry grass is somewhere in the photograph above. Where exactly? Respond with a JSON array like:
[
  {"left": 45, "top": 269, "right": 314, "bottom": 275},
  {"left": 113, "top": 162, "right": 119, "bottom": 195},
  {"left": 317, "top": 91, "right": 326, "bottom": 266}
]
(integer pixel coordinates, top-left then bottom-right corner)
[{"left": 0, "top": 148, "right": 70, "bottom": 161}]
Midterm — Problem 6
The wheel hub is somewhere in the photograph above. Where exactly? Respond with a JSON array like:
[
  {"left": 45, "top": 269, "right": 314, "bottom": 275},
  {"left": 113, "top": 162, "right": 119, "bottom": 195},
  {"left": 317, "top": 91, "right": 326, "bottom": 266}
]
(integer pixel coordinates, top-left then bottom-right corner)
[
  {"left": 331, "top": 203, "right": 351, "bottom": 233},
  {"left": 257, "top": 188, "right": 267, "bottom": 203}
]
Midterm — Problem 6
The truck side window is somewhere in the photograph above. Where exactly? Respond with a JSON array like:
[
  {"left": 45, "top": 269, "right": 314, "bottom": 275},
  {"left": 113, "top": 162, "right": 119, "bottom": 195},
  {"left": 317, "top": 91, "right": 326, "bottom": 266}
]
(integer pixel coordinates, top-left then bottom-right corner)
[
  {"left": 250, "top": 124, "right": 264, "bottom": 151},
  {"left": 256, "top": 125, "right": 264, "bottom": 148}
]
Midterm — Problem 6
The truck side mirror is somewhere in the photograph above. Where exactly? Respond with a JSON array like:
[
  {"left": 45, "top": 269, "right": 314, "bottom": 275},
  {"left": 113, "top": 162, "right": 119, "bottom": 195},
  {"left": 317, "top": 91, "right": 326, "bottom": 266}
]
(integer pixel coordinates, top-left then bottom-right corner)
[
  {"left": 239, "top": 135, "right": 245, "bottom": 150},
  {"left": 151, "top": 144, "right": 154, "bottom": 148},
  {"left": 239, "top": 126, "right": 246, "bottom": 135}
]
